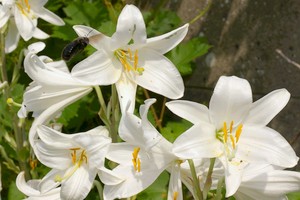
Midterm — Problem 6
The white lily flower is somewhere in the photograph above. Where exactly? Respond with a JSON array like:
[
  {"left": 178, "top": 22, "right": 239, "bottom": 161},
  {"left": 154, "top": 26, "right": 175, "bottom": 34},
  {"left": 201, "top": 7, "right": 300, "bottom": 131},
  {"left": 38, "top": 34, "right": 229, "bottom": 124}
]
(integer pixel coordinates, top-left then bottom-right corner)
[
  {"left": 167, "top": 76, "right": 299, "bottom": 196},
  {"left": 0, "top": 0, "right": 65, "bottom": 53},
  {"left": 71, "top": 4, "right": 188, "bottom": 113},
  {"left": 16, "top": 171, "right": 61, "bottom": 200},
  {"left": 34, "top": 125, "right": 111, "bottom": 200},
  {"left": 102, "top": 99, "right": 188, "bottom": 200},
  {"left": 234, "top": 164, "right": 300, "bottom": 200},
  {"left": 19, "top": 44, "right": 93, "bottom": 147}
]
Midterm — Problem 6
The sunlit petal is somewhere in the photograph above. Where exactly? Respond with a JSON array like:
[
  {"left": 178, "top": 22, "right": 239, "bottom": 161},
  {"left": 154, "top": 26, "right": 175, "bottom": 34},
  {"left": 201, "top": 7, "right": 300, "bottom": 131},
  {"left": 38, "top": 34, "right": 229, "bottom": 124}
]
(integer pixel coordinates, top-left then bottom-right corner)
[
  {"left": 135, "top": 49, "right": 184, "bottom": 99},
  {"left": 209, "top": 76, "right": 252, "bottom": 129},
  {"left": 111, "top": 4, "right": 146, "bottom": 50},
  {"left": 72, "top": 51, "right": 122, "bottom": 85},
  {"left": 166, "top": 100, "right": 210, "bottom": 124},
  {"left": 244, "top": 89, "right": 290, "bottom": 126},
  {"left": 146, "top": 24, "right": 189, "bottom": 54}
]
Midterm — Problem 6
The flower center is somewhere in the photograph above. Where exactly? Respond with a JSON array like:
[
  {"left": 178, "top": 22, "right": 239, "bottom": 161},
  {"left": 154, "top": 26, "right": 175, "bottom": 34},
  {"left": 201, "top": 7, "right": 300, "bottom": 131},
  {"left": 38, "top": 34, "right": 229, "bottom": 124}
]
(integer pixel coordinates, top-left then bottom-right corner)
[
  {"left": 55, "top": 147, "right": 88, "bottom": 182},
  {"left": 132, "top": 147, "right": 141, "bottom": 172},
  {"left": 16, "top": 0, "right": 32, "bottom": 16},
  {"left": 114, "top": 48, "right": 144, "bottom": 75},
  {"left": 216, "top": 121, "right": 243, "bottom": 161}
]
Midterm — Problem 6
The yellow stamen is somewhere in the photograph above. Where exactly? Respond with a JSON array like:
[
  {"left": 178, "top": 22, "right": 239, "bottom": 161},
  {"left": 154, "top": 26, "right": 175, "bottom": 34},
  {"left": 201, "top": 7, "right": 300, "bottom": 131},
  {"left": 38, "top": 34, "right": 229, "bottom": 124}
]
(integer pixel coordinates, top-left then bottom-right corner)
[
  {"left": 128, "top": 48, "right": 133, "bottom": 60},
  {"left": 134, "top": 50, "right": 138, "bottom": 70},
  {"left": 56, "top": 148, "right": 88, "bottom": 182},
  {"left": 230, "top": 134, "right": 236, "bottom": 149},
  {"left": 235, "top": 124, "right": 243, "bottom": 143},
  {"left": 24, "top": 0, "right": 31, "bottom": 11},
  {"left": 223, "top": 122, "right": 228, "bottom": 143},
  {"left": 173, "top": 191, "right": 178, "bottom": 200},
  {"left": 229, "top": 120, "right": 234, "bottom": 133},
  {"left": 29, "top": 158, "right": 37, "bottom": 170},
  {"left": 70, "top": 147, "right": 81, "bottom": 164},
  {"left": 132, "top": 147, "right": 141, "bottom": 172}
]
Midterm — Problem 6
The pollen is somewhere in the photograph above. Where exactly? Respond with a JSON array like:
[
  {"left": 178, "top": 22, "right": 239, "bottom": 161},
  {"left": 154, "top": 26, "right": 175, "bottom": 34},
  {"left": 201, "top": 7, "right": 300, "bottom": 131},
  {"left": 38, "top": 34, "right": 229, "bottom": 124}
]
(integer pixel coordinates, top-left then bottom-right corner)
[
  {"left": 16, "top": 0, "right": 31, "bottom": 16},
  {"left": 173, "top": 191, "right": 178, "bottom": 200},
  {"left": 55, "top": 147, "right": 88, "bottom": 183},
  {"left": 69, "top": 147, "right": 87, "bottom": 167},
  {"left": 222, "top": 121, "right": 243, "bottom": 150},
  {"left": 115, "top": 49, "right": 144, "bottom": 75},
  {"left": 132, "top": 147, "right": 141, "bottom": 172}
]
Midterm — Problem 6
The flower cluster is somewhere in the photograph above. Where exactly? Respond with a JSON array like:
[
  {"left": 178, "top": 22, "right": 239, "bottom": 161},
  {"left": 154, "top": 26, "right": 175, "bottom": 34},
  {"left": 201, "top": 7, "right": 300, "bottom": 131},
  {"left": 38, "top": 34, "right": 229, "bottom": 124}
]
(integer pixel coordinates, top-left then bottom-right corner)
[
  {"left": 0, "top": 0, "right": 64, "bottom": 53},
  {"left": 13, "top": 4, "right": 300, "bottom": 200}
]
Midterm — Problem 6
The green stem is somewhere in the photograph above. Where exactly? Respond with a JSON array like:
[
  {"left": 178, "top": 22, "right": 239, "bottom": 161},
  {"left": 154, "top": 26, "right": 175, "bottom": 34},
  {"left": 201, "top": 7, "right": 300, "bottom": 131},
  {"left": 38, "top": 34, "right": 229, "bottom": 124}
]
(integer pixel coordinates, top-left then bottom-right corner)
[
  {"left": 94, "top": 86, "right": 107, "bottom": 112},
  {"left": 188, "top": 159, "right": 203, "bottom": 200},
  {"left": 215, "top": 176, "right": 225, "bottom": 200},
  {"left": 110, "top": 84, "right": 119, "bottom": 143},
  {"left": 203, "top": 158, "right": 216, "bottom": 199},
  {"left": 189, "top": 0, "right": 212, "bottom": 25},
  {"left": 93, "top": 180, "right": 104, "bottom": 200},
  {"left": 0, "top": 26, "right": 8, "bottom": 84},
  {"left": 13, "top": 116, "right": 30, "bottom": 180}
]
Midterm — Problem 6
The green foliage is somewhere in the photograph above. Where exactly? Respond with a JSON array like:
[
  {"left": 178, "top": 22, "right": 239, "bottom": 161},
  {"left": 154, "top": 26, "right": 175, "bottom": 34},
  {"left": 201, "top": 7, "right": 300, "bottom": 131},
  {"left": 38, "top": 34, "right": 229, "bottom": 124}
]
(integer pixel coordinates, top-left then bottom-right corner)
[
  {"left": 137, "top": 171, "right": 169, "bottom": 200},
  {"left": 144, "top": 9, "right": 181, "bottom": 37},
  {"left": 161, "top": 119, "right": 193, "bottom": 143},
  {"left": 167, "top": 37, "right": 212, "bottom": 76},
  {"left": 288, "top": 192, "right": 300, "bottom": 200},
  {"left": 8, "top": 181, "right": 25, "bottom": 200}
]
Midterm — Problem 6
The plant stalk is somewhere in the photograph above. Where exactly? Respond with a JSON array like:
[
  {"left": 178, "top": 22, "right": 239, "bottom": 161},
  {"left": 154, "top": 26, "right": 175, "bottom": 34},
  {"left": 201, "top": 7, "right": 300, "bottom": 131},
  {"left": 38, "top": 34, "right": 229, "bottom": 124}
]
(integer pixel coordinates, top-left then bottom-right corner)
[{"left": 188, "top": 159, "right": 203, "bottom": 200}]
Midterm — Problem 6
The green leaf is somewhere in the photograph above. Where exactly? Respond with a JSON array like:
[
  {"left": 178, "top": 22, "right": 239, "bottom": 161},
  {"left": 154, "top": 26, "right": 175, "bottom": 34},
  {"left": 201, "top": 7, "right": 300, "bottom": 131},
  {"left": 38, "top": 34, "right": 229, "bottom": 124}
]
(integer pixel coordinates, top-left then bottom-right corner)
[
  {"left": 57, "top": 99, "right": 81, "bottom": 127},
  {"left": 167, "top": 37, "right": 212, "bottom": 76},
  {"left": 145, "top": 10, "right": 181, "bottom": 37},
  {"left": 288, "top": 191, "right": 300, "bottom": 200},
  {"left": 8, "top": 181, "right": 25, "bottom": 200},
  {"left": 51, "top": 24, "right": 77, "bottom": 41},
  {"left": 161, "top": 119, "right": 192, "bottom": 143},
  {"left": 137, "top": 171, "right": 169, "bottom": 200}
]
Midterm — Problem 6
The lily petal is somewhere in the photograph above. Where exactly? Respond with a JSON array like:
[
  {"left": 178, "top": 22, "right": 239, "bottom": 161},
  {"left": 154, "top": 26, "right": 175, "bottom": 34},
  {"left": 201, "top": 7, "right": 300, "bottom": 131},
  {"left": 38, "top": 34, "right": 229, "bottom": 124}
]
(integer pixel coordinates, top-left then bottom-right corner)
[
  {"left": 111, "top": 4, "right": 146, "bottom": 50},
  {"left": 135, "top": 48, "right": 184, "bottom": 99},
  {"left": 5, "top": 18, "right": 20, "bottom": 53},
  {"left": 103, "top": 164, "right": 164, "bottom": 200},
  {"left": 168, "top": 163, "right": 183, "bottom": 200},
  {"left": 25, "top": 54, "right": 89, "bottom": 86},
  {"left": 73, "top": 133, "right": 111, "bottom": 169},
  {"left": 16, "top": 172, "right": 40, "bottom": 196},
  {"left": 32, "top": 27, "right": 49, "bottom": 39},
  {"left": 33, "top": 7, "right": 65, "bottom": 26},
  {"left": 34, "top": 140, "right": 72, "bottom": 170},
  {"left": 236, "top": 170, "right": 300, "bottom": 200},
  {"left": 98, "top": 167, "right": 125, "bottom": 185},
  {"left": 116, "top": 73, "right": 137, "bottom": 113},
  {"left": 244, "top": 89, "right": 290, "bottom": 127},
  {"left": 146, "top": 24, "right": 189, "bottom": 54},
  {"left": 14, "top": 7, "right": 35, "bottom": 41},
  {"left": 238, "top": 126, "right": 299, "bottom": 168},
  {"left": 29, "top": 88, "right": 92, "bottom": 147},
  {"left": 71, "top": 51, "right": 122, "bottom": 85},
  {"left": 173, "top": 122, "right": 221, "bottom": 159},
  {"left": 61, "top": 166, "right": 96, "bottom": 200},
  {"left": 166, "top": 100, "right": 210, "bottom": 124},
  {"left": 0, "top": 4, "right": 10, "bottom": 28},
  {"left": 209, "top": 76, "right": 252, "bottom": 129}
]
